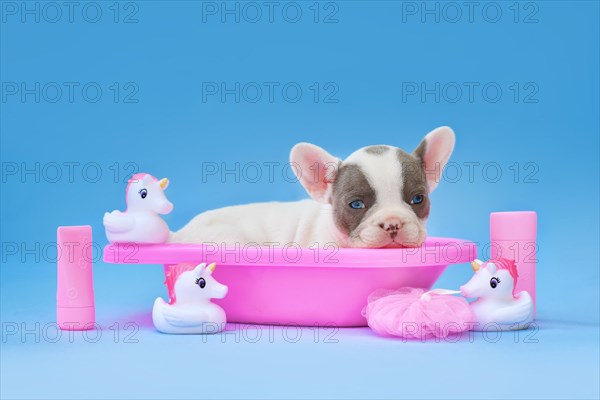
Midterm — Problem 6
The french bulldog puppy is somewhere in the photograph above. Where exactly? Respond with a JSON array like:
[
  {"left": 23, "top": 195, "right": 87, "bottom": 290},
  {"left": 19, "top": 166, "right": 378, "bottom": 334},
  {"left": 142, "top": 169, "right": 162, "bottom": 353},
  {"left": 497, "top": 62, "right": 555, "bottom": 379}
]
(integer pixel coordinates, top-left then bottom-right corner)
[{"left": 170, "top": 127, "right": 455, "bottom": 248}]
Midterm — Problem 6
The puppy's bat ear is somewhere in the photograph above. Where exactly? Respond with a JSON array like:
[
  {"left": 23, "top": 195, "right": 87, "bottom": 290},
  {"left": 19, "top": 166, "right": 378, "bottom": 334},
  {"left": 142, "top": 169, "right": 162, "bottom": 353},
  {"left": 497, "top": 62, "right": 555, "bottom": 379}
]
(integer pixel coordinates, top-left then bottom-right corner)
[
  {"left": 413, "top": 126, "right": 455, "bottom": 193},
  {"left": 290, "top": 143, "right": 341, "bottom": 204}
]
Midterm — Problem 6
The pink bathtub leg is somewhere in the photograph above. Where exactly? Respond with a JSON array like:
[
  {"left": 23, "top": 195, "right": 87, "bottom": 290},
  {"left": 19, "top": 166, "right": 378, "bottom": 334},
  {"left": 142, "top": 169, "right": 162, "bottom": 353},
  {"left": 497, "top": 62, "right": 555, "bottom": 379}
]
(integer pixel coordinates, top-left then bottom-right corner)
[
  {"left": 490, "top": 212, "right": 537, "bottom": 317},
  {"left": 57, "top": 226, "right": 96, "bottom": 330}
]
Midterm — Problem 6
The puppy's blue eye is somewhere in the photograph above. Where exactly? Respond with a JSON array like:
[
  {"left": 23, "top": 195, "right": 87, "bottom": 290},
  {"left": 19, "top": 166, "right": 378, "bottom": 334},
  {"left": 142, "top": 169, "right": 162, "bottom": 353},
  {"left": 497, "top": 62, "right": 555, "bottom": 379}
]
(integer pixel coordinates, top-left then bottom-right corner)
[
  {"left": 349, "top": 200, "right": 365, "bottom": 209},
  {"left": 410, "top": 194, "right": 424, "bottom": 205}
]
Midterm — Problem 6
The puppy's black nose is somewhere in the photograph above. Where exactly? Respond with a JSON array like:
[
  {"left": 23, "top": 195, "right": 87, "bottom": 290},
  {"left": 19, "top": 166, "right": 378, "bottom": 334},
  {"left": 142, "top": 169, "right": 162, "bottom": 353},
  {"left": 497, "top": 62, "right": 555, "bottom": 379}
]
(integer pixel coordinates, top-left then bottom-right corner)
[{"left": 379, "top": 222, "right": 402, "bottom": 235}]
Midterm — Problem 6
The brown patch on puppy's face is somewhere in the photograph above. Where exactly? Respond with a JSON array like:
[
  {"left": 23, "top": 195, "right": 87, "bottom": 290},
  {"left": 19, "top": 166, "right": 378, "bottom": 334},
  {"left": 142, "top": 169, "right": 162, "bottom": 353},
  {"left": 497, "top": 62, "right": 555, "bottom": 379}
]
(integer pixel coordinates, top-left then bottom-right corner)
[
  {"left": 331, "top": 164, "right": 376, "bottom": 235},
  {"left": 398, "top": 148, "right": 430, "bottom": 221}
]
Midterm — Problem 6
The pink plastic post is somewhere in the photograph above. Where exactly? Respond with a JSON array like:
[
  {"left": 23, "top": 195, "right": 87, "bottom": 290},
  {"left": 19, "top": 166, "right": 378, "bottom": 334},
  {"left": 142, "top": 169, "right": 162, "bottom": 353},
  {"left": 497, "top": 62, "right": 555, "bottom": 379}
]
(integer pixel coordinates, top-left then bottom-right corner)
[
  {"left": 57, "top": 226, "right": 95, "bottom": 330},
  {"left": 490, "top": 212, "right": 537, "bottom": 315}
]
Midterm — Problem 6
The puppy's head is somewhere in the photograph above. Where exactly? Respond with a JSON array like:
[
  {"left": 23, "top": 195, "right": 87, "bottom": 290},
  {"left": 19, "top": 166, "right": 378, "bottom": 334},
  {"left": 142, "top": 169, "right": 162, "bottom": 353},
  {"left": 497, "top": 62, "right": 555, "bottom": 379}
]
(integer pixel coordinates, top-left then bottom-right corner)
[{"left": 290, "top": 127, "right": 455, "bottom": 248}]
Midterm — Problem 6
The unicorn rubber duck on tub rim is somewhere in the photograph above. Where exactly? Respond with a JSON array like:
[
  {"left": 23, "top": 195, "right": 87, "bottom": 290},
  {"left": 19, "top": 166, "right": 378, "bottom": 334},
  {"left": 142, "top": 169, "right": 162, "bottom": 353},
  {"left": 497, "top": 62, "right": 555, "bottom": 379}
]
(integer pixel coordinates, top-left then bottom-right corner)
[{"left": 103, "top": 173, "right": 173, "bottom": 244}]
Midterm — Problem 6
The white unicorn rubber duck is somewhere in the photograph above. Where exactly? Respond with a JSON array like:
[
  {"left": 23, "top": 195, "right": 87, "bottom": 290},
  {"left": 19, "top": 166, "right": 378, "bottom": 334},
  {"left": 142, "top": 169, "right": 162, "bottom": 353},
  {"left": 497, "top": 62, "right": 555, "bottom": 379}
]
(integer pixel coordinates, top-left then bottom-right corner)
[
  {"left": 461, "top": 258, "right": 534, "bottom": 331},
  {"left": 103, "top": 173, "right": 173, "bottom": 244},
  {"left": 152, "top": 262, "right": 228, "bottom": 334}
]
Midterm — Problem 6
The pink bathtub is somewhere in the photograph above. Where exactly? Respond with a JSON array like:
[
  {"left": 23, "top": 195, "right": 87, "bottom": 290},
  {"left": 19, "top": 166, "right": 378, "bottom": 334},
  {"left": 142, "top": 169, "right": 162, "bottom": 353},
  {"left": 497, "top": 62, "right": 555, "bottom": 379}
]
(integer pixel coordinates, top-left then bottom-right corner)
[{"left": 103, "top": 237, "right": 476, "bottom": 327}]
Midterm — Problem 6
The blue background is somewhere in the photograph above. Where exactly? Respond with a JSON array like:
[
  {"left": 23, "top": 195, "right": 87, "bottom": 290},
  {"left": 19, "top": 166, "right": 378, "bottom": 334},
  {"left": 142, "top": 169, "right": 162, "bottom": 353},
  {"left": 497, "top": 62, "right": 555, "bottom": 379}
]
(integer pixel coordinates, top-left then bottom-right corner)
[{"left": 1, "top": 1, "right": 598, "bottom": 399}]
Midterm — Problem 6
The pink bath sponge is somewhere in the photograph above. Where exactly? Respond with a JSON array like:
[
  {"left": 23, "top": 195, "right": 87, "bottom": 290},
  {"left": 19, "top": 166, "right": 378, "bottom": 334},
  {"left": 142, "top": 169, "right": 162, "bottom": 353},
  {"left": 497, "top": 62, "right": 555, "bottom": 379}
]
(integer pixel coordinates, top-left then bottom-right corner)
[{"left": 362, "top": 287, "right": 475, "bottom": 340}]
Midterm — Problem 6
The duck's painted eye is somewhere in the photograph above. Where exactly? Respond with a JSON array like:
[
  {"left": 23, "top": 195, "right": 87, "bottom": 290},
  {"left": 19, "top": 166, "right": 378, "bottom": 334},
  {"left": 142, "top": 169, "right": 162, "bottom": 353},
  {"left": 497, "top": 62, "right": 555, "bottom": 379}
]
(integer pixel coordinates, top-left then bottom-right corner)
[
  {"left": 349, "top": 200, "right": 366, "bottom": 209},
  {"left": 139, "top": 188, "right": 148, "bottom": 199},
  {"left": 490, "top": 277, "right": 500, "bottom": 289},
  {"left": 195, "top": 278, "right": 206, "bottom": 289},
  {"left": 410, "top": 194, "right": 424, "bottom": 205}
]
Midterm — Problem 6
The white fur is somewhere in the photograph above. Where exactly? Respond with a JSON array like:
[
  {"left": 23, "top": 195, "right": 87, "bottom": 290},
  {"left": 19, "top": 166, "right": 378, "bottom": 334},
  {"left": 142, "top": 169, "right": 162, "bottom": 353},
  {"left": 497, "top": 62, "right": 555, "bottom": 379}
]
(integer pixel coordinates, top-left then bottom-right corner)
[
  {"left": 170, "top": 199, "right": 343, "bottom": 247},
  {"left": 171, "top": 127, "right": 455, "bottom": 248}
]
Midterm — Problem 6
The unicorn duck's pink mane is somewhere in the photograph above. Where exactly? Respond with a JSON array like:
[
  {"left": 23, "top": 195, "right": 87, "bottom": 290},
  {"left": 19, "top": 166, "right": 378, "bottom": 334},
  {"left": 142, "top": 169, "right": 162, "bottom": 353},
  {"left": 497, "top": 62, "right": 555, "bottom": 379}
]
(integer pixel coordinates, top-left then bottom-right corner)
[{"left": 163, "top": 263, "right": 197, "bottom": 304}]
